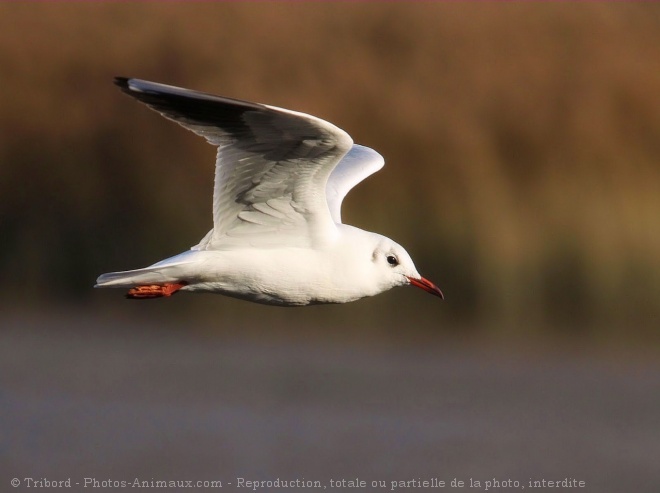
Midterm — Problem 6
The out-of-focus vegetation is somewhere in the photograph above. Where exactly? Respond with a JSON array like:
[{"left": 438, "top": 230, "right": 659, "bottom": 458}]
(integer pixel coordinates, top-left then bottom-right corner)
[{"left": 1, "top": 3, "right": 658, "bottom": 341}]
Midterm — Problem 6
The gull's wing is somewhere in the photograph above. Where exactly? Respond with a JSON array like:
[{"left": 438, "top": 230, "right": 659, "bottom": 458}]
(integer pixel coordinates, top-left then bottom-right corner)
[
  {"left": 114, "top": 77, "right": 353, "bottom": 249},
  {"left": 325, "top": 144, "right": 384, "bottom": 224}
]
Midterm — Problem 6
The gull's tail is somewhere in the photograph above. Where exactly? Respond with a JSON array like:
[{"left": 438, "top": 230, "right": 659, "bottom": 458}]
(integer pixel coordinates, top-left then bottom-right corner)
[
  {"left": 95, "top": 252, "right": 199, "bottom": 298},
  {"left": 95, "top": 266, "right": 175, "bottom": 288}
]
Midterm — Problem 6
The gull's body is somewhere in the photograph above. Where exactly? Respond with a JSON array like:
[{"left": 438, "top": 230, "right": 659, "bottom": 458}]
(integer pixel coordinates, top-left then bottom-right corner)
[{"left": 96, "top": 78, "right": 442, "bottom": 305}]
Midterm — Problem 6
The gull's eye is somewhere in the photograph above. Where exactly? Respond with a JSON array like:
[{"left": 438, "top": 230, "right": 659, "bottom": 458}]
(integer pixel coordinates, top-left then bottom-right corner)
[{"left": 386, "top": 255, "right": 399, "bottom": 266}]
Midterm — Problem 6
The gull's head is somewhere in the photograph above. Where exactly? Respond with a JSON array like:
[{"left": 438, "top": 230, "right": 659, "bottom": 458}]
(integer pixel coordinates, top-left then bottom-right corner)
[{"left": 361, "top": 233, "right": 443, "bottom": 300}]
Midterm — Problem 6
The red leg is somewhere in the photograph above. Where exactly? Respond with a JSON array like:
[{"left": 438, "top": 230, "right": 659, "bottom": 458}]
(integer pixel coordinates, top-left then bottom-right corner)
[{"left": 126, "top": 282, "right": 188, "bottom": 299}]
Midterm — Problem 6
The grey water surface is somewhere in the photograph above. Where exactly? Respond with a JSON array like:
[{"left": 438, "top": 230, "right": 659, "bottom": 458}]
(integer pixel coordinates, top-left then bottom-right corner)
[{"left": 1, "top": 311, "right": 658, "bottom": 492}]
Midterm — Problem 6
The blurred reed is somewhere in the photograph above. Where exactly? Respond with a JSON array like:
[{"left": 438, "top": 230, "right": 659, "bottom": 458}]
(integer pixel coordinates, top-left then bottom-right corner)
[{"left": 0, "top": 3, "right": 658, "bottom": 340}]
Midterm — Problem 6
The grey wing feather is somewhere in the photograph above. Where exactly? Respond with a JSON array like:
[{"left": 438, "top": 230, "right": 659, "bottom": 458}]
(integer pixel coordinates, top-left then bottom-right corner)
[{"left": 114, "top": 77, "right": 353, "bottom": 249}]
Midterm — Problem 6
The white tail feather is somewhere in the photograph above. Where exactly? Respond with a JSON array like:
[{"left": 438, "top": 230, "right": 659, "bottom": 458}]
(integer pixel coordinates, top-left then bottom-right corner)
[{"left": 95, "top": 251, "right": 199, "bottom": 288}]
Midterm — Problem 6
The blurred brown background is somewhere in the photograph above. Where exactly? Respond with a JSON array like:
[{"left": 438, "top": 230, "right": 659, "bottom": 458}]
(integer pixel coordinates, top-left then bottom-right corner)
[
  {"left": 1, "top": 3, "right": 659, "bottom": 340},
  {"left": 0, "top": 3, "right": 658, "bottom": 492}
]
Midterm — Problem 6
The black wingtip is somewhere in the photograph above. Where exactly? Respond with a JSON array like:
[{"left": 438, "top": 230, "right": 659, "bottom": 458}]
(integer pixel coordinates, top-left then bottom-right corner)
[
  {"left": 114, "top": 77, "right": 143, "bottom": 99},
  {"left": 114, "top": 77, "right": 131, "bottom": 90}
]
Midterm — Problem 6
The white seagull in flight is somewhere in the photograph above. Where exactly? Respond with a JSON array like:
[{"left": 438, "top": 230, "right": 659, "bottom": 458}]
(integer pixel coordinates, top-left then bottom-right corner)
[{"left": 96, "top": 78, "right": 443, "bottom": 305}]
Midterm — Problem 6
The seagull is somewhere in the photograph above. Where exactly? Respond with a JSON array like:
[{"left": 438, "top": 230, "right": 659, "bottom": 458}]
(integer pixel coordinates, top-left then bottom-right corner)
[{"left": 96, "top": 78, "right": 443, "bottom": 305}]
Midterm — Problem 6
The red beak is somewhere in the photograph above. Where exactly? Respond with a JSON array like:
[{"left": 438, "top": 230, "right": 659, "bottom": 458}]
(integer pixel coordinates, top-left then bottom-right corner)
[{"left": 407, "top": 276, "right": 444, "bottom": 299}]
